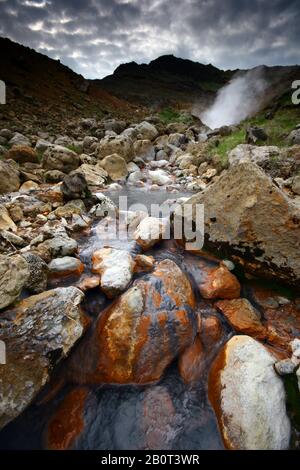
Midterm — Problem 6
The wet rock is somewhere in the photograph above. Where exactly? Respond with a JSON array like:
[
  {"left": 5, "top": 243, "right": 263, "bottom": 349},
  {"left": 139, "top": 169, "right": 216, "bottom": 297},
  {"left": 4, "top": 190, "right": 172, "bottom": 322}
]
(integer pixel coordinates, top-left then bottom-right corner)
[
  {"left": 208, "top": 335, "right": 291, "bottom": 449},
  {"left": 141, "top": 386, "right": 177, "bottom": 450},
  {"left": 178, "top": 335, "right": 205, "bottom": 383},
  {"left": 127, "top": 170, "right": 145, "bottom": 185},
  {"left": 89, "top": 193, "right": 116, "bottom": 219},
  {"left": 98, "top": 135, "right": 134, "bottom": 163},
  {"left": 134, "top": 254, "right": 155, "bottom": 273},
  {"left": 0, "top": 287, "right": 87, "bottom": 430},
  {"left": 99, "top": 153, "right": 128, "bottom": 181},
  {"left": 77, "top": 276, "right": 100, "bottom": 292},
  {"left": 263, "top": 302, "right": 300, "bottom": 353},
  {"left": 0, "top": 160, "right": 20, "bottom": 194},
  {"left": 61, "top": 173, "right": 89, "bottom": 200},
  {"left": 148, "top": 169, "right": 172, "bottom": 186},
  {"left": 246, "top": 126, "right": 268, "bottom": 144},
  {"left": 92, "top": 247, "right": 134, "bottom": 298},
  {"left": 0, "top": 254, "right": 29, "bottom": 310},
  {"left": 74, "top": 163, "right": 107, "bottom": 187},
  {"left": 182, "top": 162, "right": 300, "bottom": 287},
  {"left": 200, "top": 315, "right": 224, "bottom": 350},
  {"left": 22, "top": 252, "right": 48, "bottom": 294},
  {"left": 199, "top": 264, "right": 240, "bottom": 300},
  {"left": 46, "top": 387, "right": 90, "bottom": 450},
  {"left": 0, "top": 205, "right": 17, "bottom": 232},
  {"left": 134, "top": 216, "right": 168, "bottom": 250},
  {"left": 42, "top": 145, "right": 80, "bottom": 173},
  {"left": 6, "top": 145, "right": 38, "bottom": 164},
  {"left": 215, "top": 298, "right": 266, "bottom": 338},
  {"left": 49, "top": 257, "right": 84, "bottom": 277},
  {"left": 68, "top": 259, "right": 196, "bottom": 384}
]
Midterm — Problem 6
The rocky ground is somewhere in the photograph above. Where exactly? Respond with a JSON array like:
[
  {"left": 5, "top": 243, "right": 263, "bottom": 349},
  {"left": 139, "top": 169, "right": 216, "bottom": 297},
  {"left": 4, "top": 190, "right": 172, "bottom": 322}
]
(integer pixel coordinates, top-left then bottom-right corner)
[{"left": 0, "top": 110, "right": 300, "bottom": 450}]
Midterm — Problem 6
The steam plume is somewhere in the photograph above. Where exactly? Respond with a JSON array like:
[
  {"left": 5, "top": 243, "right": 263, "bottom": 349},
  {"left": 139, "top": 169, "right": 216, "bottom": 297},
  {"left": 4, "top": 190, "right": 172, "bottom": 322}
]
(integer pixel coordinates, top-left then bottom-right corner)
[{"left": 201, "top": 67, "right": 268, "bottom": 129}]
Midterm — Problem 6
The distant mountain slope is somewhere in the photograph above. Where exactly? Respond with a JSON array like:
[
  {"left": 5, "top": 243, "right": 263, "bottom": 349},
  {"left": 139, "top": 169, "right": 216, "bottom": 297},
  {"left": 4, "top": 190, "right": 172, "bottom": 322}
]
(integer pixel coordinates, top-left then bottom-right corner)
[
  {"left": 0, "top": 37, "right": 141, "bottom": 132},
  {"left": 98, "top": 54, "right": 233, "bottom": 110}
]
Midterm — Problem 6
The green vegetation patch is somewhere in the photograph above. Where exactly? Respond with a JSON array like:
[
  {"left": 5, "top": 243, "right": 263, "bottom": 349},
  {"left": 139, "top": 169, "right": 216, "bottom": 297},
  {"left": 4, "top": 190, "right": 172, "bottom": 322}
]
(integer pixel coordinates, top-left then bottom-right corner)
[{"left": 158, "top": 107, "right": 194, "bottom": 125}]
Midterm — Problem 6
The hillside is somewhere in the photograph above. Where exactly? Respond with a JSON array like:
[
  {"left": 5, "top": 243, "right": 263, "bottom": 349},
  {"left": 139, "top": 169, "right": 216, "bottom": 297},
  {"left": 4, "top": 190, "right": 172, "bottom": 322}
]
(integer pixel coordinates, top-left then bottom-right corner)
[
  {"left": 0, "top": 37, "right": 143, "bottom": 134},
  {"left": 98, "top": 54, "right": 233, "bottom": 110}
]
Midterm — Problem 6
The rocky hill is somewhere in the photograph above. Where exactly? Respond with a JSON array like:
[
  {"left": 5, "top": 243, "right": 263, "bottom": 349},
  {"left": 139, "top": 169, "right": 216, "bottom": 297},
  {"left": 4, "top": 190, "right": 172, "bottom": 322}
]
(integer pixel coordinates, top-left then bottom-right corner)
[
  {"left": 98, "top": 54, "right": 233, "bottom": 110},
  {"left": 0, "top": 37, "right": 143, "bottom": 135}
]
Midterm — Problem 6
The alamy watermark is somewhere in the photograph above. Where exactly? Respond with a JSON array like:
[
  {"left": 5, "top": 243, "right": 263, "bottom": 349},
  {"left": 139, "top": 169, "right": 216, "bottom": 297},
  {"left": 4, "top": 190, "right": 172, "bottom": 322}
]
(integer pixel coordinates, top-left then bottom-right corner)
[
  {"left": 93, "top": 196, "right": 205, "bottom": 251},
  {"left": 0, "top": 80, "right": 6, "bottom": 104},
  {"left": 292, "top": 80, "right": 300, "bottom": 105}
]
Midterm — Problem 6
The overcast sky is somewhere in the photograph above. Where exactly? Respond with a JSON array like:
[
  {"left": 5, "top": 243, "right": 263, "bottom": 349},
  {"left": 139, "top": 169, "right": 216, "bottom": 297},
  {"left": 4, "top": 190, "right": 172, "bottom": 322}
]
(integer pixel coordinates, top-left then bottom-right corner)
[{"left": 0, "top": 0, "right": 299, "bottom": 79}]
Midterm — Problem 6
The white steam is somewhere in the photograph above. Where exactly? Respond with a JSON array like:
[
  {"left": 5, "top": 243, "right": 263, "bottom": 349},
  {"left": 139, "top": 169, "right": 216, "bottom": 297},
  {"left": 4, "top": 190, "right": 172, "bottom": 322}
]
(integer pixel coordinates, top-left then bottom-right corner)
[{"left": 201, "top": 68, "right": 268, "bottom": 129}]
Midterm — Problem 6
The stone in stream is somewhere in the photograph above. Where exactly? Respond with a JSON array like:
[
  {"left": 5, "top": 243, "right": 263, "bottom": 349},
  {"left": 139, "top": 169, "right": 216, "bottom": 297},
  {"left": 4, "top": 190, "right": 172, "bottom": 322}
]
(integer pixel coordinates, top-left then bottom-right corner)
[
  {"left": 67, "top": 259, "right": 197, "bottom": 385},
  {"left": 48, "top": 256, "right": 84, "bottom": 277},
  {"left": 199, "top": 263, "right": 240, "bottom": 300},
  {"left": 180, "top": 162, "right": 300, "bottom": 287},
  {"left": 178, "top": 335, "right": 206, "bottom": 384},
  {"left": 0, "top": 287, "right": 88, "bottom": 430},
  {"left": 215, "top": 298, "right": 266, "bottom": 339},
  {"left": 0, "top": 254, "right": 29, "bottom": 310},
  {"left": 208, "top": 335, "right": 291, "bottom": 450},
  {"left": 134, "top": 216, "right": 168, "bottom": 250},
  {"left": 46, "top": 387, "right": 91, "bottom": 450},
  {"left": 73, "top": 163, "right": 107, "bottom": 187},
  {"left": 92, "top": 247, "right": 134, "bottom": 298},
  {"left": 148, "top": 169, "right": 172, "bottom": 186}
]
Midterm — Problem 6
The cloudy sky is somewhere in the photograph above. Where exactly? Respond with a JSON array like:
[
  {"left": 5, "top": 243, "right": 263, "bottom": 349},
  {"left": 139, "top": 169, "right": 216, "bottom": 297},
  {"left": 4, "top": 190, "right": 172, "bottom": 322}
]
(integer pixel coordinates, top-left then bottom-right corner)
[{"left": 0, "top": 0, "right": 299, "bottom": 78}]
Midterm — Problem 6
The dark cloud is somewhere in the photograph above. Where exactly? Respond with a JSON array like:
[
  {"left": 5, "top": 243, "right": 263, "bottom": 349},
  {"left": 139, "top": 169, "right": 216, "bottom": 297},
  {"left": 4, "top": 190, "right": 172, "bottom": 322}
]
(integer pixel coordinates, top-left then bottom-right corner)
[{"left": 0, "top": 0, "right": 299, "bottom": 78}]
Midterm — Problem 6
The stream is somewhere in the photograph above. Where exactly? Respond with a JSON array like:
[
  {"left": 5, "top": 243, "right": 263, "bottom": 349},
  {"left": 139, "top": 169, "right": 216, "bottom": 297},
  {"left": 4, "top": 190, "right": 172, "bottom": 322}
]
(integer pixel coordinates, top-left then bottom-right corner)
[{"left": 0, "top": 187, "right": 298, "bottom": 450}]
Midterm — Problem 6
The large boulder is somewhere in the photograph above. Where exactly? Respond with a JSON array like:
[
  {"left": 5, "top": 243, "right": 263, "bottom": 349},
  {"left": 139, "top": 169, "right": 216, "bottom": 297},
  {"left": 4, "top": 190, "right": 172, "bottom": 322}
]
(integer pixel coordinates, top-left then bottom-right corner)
[
  {"left": 181, "top": 162, "right": 300, "bottom": 287},
  {"left": 208, "top": 335, "right": 291, "bottom": 449},
  {"left": 287, "top": 129, "right": 300, "bottom": 145},
  {"left": 22, "top": 252, "right": 48, "bottom": 294},
  {"left": 0, "top": 255, "right": 29, "bottom": 310},
  {"left": 42, "top": 145, "right": 80, "bottom": 173},
  {"left": 228, "top": 144, "right": 280, "bottom": 167},
  {"left": 0, "top": 160, "right": 20, "bottom": 194},
  {"left": 99, "top": 153, "right": 128, "bottom": 181},
  {"left": 98, "top": 135, "right": 134, "bottom": 163},
  {"left": 0, "top": 287, "right": 87, "bottom": 430},
  {"left": 67, "top": 259, "right": 197, "bottom": 384}
]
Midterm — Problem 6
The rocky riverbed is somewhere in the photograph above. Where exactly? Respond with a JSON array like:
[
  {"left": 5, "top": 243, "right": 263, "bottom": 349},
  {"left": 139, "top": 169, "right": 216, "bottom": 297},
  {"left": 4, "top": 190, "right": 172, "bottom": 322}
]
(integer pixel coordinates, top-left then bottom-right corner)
[{"left": 0, "top": 116, "right": 299, "bottom": 450}]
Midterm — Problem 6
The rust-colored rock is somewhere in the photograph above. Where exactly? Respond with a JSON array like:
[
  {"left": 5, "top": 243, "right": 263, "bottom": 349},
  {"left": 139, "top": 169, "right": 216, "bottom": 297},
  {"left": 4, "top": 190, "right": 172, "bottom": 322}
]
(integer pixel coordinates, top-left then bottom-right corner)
[
  {"left": 199, "top": 264, "right": 240, "bottom": 300},
  {"left": 215, "top": 298, "right": 266, "bottom": 339},
  {"left": 178, "top": 335, "right": 205, "bottom": 383},
  {"left": 6, "top": 145, "right": 39, "bottom": 164},
  {"left": 264, "top": 301, "right": 300, "bottom": 353},
  {"left": 77, "top": 276, "right": 100, "bottom": 292},
  {"left": 46, "top": 387, "right": 89, "bottom": 450},
  {"left": 67, "top": 259, "right": 197, "bottom": 384},
  {"left": 201, "top": 315, "right": 224, "bottom": 350}
]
